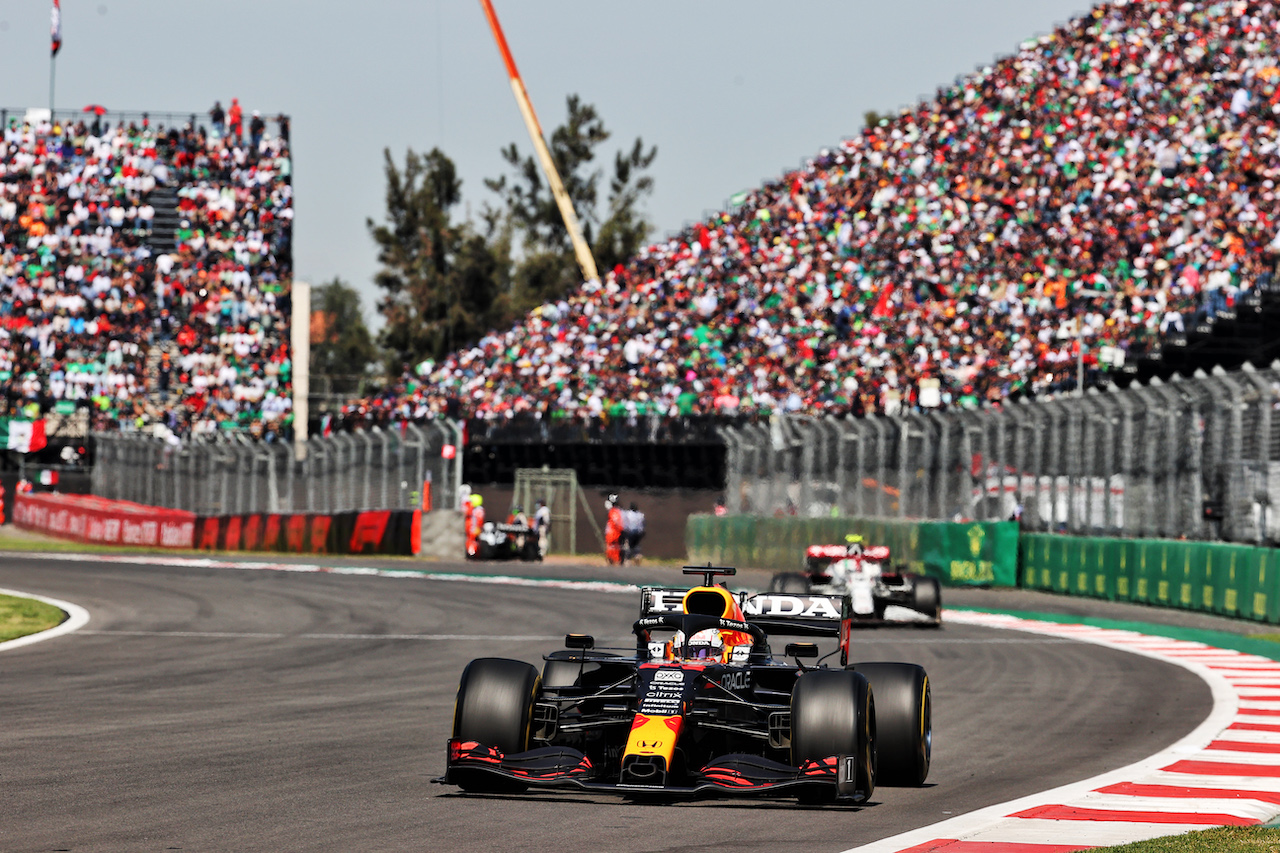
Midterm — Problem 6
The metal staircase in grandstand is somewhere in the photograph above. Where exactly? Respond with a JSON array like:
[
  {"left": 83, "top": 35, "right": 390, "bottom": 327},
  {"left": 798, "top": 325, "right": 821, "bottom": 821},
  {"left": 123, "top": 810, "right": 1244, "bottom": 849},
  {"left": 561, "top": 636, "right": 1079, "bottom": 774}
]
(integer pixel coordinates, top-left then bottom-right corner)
[
  {"left": 1118, "top": 280, "right": 1280, "bottom": 387},
  {"left": 146, "top": 184, "right": 180, "bottom": 254}
]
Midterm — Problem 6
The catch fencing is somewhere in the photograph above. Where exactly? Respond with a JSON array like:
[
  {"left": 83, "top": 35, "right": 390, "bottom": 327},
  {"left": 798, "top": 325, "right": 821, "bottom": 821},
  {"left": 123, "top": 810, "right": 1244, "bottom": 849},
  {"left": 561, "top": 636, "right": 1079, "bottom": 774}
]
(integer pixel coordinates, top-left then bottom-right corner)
[
  {"left": 721, "top": 365, "right": 1280, "bottom": 545},
  {"left": 91, "top": 422, "right": 463, "bottom": 516}
]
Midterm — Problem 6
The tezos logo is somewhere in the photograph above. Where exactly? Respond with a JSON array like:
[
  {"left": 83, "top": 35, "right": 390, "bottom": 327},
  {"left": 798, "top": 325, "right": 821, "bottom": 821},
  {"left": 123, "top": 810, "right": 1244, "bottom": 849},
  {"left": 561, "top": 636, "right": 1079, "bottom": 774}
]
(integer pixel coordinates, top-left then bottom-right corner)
[{"left": 653, "top": 670, "right": 684, "bottom": 683}]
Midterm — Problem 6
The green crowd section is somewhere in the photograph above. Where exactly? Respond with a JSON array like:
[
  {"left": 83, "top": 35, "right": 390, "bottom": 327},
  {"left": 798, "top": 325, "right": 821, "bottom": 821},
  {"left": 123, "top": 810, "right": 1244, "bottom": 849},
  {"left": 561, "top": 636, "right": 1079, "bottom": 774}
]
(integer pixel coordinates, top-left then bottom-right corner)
[
  {"left": 686, "top": 515, "right": 1019, "bottom": 587},
  {"left": 687, "top": 516, "right": 1280, "bottom": 625}
]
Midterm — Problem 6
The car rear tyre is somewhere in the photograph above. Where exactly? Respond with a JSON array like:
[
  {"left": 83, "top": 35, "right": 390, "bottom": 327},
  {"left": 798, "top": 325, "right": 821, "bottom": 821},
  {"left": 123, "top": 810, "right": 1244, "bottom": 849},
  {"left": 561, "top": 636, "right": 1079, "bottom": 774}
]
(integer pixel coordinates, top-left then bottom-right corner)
[
  {"left": 772, "top": 572, "right": 811, "bottom": 594},
  {"left": 847, "top": 662, "right": 930, "bottom": 786},
  {"left": 911, "top": 576, "right": 942, "bottom": 623},
  {"left": 791, "top": 669, "right": 875, "bottom": 802},
  {"left": 452, "top": 658, "right": 540, "bottom": 792}
]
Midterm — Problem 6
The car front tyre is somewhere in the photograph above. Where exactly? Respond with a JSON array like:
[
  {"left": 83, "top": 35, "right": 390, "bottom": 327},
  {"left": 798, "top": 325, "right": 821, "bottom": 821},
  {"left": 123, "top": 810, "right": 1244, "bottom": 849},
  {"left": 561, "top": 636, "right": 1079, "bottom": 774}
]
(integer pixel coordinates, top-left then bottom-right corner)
[
  {"left": 452, "top": 657, "right": 540, "bottom": 792},
  {"left": 791, "top": 669, "right": 875, "bottom": 803}
]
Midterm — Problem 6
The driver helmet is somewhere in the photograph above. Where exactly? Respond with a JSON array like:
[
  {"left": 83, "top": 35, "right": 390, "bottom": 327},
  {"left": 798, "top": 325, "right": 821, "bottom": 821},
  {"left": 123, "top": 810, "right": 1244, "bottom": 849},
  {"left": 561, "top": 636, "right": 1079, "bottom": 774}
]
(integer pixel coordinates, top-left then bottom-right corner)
[
  {"left": 844, "top": 533, "right": 863, "bottom": 557},
  {"left": 471, "top": 494, "right": 483, "bottom": 508},
  {"left": 606, "top": 493, "right": 618, "bottom": 510},
  {"left": 673, "top": 628, "right": 724, "bottom": 662}
]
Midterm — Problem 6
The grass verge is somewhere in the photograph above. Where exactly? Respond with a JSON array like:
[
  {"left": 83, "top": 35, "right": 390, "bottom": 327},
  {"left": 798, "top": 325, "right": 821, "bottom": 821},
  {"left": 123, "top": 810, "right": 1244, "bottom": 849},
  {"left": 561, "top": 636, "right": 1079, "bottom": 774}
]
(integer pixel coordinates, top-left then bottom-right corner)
[
  {"left": 0, "top": 593, "right": 65, "bottom": 642},
  {"left": 1083, "top": 826, "right": 1280, "bottom": 851}
]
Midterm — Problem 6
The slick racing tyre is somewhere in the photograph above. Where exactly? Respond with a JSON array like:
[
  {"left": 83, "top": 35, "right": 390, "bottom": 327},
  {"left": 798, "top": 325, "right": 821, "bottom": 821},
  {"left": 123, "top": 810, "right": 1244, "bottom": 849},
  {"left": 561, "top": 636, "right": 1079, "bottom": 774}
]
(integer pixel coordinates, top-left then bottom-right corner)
[
  {"left": 452, "top": 658, "right": 540, "bottom": 792},
  {"left": 771, "top": 572, "right": 811, "bottom": 594},
  {"left": 847, "top": 662, "right": 930, "bottom": 786},
  {"left": 911, "top": 575, "right": 942, "bottom": 623},
  {"left": 791, "top": 669, "right": 875, "bottom": 803}
]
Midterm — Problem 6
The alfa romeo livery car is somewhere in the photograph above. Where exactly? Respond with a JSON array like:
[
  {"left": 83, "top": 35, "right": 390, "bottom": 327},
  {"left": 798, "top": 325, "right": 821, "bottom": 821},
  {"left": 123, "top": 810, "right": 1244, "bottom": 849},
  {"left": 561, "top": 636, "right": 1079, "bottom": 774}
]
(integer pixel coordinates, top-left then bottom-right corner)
[
  {"left": 770, "top": 540, "right": 942, "bottom": 627},
  {"left": 437, "top": 566, "right": 931, "bottom": 803}
]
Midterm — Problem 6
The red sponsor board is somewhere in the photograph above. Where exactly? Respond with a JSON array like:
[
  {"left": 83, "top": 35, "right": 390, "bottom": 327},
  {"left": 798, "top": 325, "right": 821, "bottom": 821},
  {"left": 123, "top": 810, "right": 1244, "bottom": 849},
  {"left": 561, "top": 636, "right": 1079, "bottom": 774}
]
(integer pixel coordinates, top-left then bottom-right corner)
[
  {"left": 350, "top": 510, "right": 391, "bottom": 553},
  {"left": 223, "top": 516, "right": 243, "bottom": 551},
  {"left": 285, "top": 515, "right": 307, "bottom": 551},
  {"left": 198, "top": 517, "right": 221, "bottom": 550},
  {"left": 309, "top": 515, "right": 331, "bottom": 553},
  {"left": 13, "top": 493, "right": 195, "bottom": 549},
  {"left": 243, "top": 514, "right": 263, "bottom": 551},
  {"left": 264, "top": 515, "right": 283, "bottom": 551}
]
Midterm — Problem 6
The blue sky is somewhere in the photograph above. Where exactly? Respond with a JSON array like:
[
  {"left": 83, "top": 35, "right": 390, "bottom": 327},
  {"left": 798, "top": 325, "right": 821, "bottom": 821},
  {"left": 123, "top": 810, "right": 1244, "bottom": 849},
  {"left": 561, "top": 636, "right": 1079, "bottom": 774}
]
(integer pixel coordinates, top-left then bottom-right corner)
[{"left": 0, "top": 0, "right": 1091, "bottom": 326}]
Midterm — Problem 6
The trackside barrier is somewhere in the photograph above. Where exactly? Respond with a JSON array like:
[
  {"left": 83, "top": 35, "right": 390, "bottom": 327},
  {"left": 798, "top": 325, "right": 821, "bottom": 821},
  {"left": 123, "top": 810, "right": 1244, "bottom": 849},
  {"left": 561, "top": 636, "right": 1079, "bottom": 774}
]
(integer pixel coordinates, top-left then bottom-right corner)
[
  {"left": 685, "top": 514, "right": 1019, "bottom": 586},
  {"left": 11, "top": 493, "right": 420, "bottom": 557},
  {"left": 13, "top": 492, "right": 195, "bottom": 548},
  {"left": 193, "top": 510, "right": 422, "bottom": 556},
  {"left": 1021, "top": 533, "right": 1280, "bottom": 623}
]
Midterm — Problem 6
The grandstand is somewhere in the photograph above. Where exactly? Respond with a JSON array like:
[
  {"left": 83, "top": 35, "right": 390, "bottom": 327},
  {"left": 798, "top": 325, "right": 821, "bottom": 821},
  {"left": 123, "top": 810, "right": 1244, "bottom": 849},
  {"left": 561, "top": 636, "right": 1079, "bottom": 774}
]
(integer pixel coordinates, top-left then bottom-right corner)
[
  {"left": 397, "top": 0, "right": 1280, "bottom": 426},
  {"left": 5, "top": 1, "right": 1280, "bottom": 511},
  {"left": 0, "top": 105, "right": 294, "bottom": 457}
]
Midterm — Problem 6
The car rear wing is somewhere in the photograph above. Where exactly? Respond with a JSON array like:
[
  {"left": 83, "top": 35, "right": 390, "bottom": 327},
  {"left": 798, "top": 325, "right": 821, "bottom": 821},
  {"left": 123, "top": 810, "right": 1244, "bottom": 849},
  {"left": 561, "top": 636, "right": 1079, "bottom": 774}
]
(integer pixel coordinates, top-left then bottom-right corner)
[
  {"left": 805, "top": 544, "right": 891, "bottom": 561},
  {"left": 638, "top": 587, "right": 854, "bottom": 665}
]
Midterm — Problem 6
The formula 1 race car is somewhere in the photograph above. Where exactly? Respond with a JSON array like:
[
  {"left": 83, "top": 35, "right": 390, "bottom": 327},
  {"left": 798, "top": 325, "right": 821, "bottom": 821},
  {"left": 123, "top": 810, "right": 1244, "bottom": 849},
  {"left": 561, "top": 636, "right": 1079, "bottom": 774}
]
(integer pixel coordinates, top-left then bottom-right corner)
[
  {"left": 768, "top": 540, "right": 942, "bottom": 626},
  {"left": 471, "top": 521, "right": 540, "bottom": 562},
  {"left": 437, "top": 566, "right": 931, "bottom": 803}
]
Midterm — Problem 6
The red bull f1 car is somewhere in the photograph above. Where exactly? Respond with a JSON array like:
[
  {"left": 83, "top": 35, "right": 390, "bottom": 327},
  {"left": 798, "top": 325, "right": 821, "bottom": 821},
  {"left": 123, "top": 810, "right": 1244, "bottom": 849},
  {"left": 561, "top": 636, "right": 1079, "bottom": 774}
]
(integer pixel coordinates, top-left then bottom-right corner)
[
  {"left": 769, "top": 540, "right": 942, "bottom": 627},
  {"left": 437, "top": 566, "right": 931, "bottom": 803}
]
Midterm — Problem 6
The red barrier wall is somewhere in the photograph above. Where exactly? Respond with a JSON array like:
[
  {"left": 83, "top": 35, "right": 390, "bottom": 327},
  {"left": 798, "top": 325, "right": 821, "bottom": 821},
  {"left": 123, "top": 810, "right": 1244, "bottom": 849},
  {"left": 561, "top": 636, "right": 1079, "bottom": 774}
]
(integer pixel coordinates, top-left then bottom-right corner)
[
  {"left": 12, "top": 493, "right": 422, "bottom": 557},
  {"left": 13, "top": 493, "right": 196, "bottom": 549}
]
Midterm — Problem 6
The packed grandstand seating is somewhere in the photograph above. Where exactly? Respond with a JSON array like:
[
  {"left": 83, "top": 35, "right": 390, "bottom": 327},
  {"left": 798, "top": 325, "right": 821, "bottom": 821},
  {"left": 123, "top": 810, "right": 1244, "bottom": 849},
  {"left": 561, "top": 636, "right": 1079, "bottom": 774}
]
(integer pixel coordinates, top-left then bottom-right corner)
[
  {"left": 7, "top": 0, "right": 1280, "bottom": 436},
  {"left": 385, "top": 0, "right": 1280, "bottom": 423},
  {"left": 0, "top": 106, "right": 293, "bottom": 439}
]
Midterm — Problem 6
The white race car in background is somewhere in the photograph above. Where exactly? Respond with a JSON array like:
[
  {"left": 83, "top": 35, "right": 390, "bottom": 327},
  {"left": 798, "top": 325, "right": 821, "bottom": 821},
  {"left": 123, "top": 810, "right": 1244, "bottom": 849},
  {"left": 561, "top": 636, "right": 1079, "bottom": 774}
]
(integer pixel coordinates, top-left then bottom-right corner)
[{"left": 768, "top": 541, "right": 942, "bottom": 626}]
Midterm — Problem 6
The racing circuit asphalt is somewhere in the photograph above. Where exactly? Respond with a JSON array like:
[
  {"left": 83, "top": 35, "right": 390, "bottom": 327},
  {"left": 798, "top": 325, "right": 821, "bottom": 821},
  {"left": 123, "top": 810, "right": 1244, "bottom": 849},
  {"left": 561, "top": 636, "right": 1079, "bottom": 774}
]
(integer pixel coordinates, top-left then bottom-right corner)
[{"left": 0, "top": 552, "right": 1221, "bottom": 853}]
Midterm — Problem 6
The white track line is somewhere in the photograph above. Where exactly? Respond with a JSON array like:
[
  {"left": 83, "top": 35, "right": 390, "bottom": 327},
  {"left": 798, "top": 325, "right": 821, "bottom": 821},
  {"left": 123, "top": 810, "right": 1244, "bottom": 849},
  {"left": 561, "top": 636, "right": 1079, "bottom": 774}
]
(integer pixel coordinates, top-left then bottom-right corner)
[
  {"left": 844, "top": 610, "right": 1275, "bottom": 853},
  {"left": 0, "top": 550, "right": 642, "bottom": 594},
  {"left": 0, "top": 586, "right": 90, "bottom": 652},
  {"left": 80, "top": 630, "right": 562, "bottom": 641}
]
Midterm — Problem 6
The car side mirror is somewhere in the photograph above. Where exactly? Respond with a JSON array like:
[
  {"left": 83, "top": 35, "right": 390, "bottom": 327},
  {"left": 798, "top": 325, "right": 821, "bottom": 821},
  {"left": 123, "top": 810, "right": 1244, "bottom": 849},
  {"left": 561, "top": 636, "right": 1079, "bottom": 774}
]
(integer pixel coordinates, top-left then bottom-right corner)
[
  {"left": 785, "top": 642, "right": 819, "bottom": 659},
  {"left": 565, "top": 633, "right": 594, "bottom": 650}
]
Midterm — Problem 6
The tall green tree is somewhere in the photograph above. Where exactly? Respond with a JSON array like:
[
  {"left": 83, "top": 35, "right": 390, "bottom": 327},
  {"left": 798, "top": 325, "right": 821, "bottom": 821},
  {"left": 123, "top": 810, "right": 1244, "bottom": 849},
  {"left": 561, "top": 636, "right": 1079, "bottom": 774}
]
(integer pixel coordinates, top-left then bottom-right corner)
[
  {"left": 486, "top": 95, "right": 657, "bottom": 307},
  {"left": 368, "top": 147, "right": 511, "bottom": 372},
  {"left": 310, "top": 277, "right": 378, "bottom": 377},
  {"left": 863, "top": 109, "right": 890, "bottom": 129}
]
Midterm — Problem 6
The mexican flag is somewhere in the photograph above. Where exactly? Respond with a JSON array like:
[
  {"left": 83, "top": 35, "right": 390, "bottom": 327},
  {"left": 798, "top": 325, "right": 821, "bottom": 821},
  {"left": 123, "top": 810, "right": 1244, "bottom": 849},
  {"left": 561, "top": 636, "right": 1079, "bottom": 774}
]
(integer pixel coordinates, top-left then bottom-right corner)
[{"left": 0, "top": 419, "right": 47, "bottom": 453}]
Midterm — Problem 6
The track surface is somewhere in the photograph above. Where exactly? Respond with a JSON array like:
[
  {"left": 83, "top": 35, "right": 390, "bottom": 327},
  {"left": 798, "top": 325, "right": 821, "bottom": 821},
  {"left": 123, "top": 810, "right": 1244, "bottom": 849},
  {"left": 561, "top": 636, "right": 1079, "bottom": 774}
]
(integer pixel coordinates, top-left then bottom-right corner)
[{"left": 0, "top": 555, "right": 1211, "bottom": 853}]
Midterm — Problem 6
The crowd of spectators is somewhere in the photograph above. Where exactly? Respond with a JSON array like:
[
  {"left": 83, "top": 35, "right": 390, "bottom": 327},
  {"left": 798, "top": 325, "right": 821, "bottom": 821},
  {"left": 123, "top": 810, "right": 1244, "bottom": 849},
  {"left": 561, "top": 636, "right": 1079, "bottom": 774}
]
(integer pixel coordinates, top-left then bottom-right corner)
[
  {"left": 7, "top": 1, "right": 1280, "bottom": 439},
  {"left": 400, "top": 0, "right": 1280, "bottom": 421},
  {"left": 0, "top": 104, "right": 294, "bottom": 439}
]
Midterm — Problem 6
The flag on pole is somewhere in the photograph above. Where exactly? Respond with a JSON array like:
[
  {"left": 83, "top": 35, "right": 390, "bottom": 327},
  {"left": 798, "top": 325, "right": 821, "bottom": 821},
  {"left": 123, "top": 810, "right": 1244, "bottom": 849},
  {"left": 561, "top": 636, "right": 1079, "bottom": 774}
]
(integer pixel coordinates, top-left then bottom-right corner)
[
  {"left": 0, "top": 418, "right": 47, "bottom": 453},
  {"left": 51, "top": 0, "right": 62, "bottom": 56}
]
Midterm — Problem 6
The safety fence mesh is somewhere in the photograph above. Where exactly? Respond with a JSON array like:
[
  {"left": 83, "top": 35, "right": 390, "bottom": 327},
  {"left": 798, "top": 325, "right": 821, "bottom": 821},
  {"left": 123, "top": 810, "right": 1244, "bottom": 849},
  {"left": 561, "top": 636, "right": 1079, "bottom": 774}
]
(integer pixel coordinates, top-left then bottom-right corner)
[
  {"left": 91, "top": 422, "right": 463, "bottom": 515},
  {"left": 721, "top": 367, "right": 1280, "bottom": 545}
]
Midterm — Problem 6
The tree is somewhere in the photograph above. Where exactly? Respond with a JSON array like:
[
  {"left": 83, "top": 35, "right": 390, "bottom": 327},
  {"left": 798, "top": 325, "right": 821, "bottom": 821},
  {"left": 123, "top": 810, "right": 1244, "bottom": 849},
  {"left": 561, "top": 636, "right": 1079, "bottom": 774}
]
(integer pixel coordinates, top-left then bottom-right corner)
[
  {"left": 310, "top": 277, "right": 378, "bottom": 377},
  {"left": 486, "top": 95, "right": 656, "bottom": 307},
  {"left": 863, "top": 109, "right": 890, "bottom": 130},
  {"left": 595, "top": 136, "right": 658, "bottom": 275},
  {"left": 368, "top": 147, "right": 511, "bottom": 372}
]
